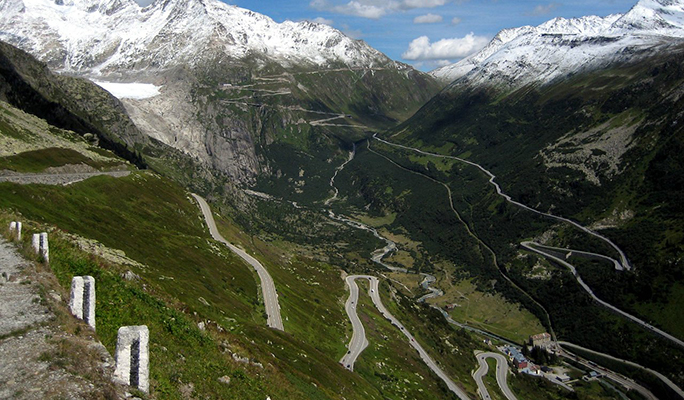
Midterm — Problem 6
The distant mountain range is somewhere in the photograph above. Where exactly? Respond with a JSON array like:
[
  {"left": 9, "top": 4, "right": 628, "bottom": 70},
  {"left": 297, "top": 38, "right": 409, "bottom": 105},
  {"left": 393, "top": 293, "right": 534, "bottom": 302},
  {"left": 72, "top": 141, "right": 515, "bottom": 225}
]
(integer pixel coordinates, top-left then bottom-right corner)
[
  {"left": 431, "top": 0, "right": 684, "bottom": 88},
  {"left": 0, "top": 0, "right": 391, "bottom": 73}
]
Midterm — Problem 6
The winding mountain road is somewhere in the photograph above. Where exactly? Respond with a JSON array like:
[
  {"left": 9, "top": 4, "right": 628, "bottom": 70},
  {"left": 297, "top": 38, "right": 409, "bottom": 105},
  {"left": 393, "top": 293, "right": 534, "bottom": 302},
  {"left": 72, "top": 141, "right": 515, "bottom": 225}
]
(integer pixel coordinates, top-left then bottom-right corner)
[
  {"left": 192, "top": 194, "right": 284, "bottom": 331},
  {"left": 558, "top": 341, "right": 683, "bottom": 398},
  {"left": 365, "top": 136, "right": 684, "bottom": 394},
  {"left": 372, "top": 136, "right": 684, "bottom": 349},
  {"left": 372, "top": 134, "right": 631, "bottom": 271},
  {"left": 0, "top": 170, "right": 130, "bottom": 185},
  {"left": 473, "top": 352, "right": 516, "bottom": 400},
  {"left": 339, "top": 275, "right": 370, "bottom": 371},
  {"left": 341, "top": 275, "right": 471, "bottom": 400},
  {"left": 522, "top": 241, "right": 684, "bottom": 349}
]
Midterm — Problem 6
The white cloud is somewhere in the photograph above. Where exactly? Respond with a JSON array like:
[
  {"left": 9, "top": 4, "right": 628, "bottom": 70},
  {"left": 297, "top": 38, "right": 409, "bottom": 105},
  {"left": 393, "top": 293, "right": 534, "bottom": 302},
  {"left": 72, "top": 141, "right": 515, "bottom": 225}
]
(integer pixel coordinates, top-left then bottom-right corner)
[
  {"left": 311, "top": 0, "right": 449, "bottom": 19},
  {"left": 414, "top": 13, "right": 443, "bottom": 24},
  {"left": 311, "top": 17, "right": 334, "bottom": 25},
  {"left": 311, "top": 0, "right": 387, "bottom": 18},
  {"left": 400, "top": 0, "right": 448, "bottom": 9},
  {"left": 527, "top": 3, "right": 561, "bottom": 16},
  {"left": 451, "top": 17, "right": 461, "bottom": 25},
  {"left": 402, "top": 33, "right": 489, "bottom": 60}
]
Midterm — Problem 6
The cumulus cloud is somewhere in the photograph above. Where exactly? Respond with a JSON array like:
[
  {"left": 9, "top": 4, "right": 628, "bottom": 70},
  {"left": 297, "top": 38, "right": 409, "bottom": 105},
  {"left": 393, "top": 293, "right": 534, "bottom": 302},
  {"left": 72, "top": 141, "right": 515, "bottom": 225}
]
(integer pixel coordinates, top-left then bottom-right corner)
[
  {"left": 451, "top": 17, "right": 461, "bottom": 25},
  {"left": 526, "top": 3, "right": 561, "bottom": 16},
  {"left": 311, "top": 17, "right": 334, "bottom": 25},
  {"left": 414, "top": 13, "right": 443, "bottom": 24},
  {"left": 310, "top": 0, "right": 387, "bottom": 18},
  {"left": 311, "top": 0, "right": 449, "bottom": 19},
  {"left": 402, "top": 33, "right": 489, "bottom": 60},
  {"left": 401, "top": 0, "right": 448, "bottom": 8}
]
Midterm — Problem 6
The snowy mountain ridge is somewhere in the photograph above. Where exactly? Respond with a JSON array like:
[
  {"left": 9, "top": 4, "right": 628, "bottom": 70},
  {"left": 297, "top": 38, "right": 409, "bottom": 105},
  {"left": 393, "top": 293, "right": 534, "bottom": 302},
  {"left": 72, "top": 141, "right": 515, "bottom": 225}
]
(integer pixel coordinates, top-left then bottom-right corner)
[
  {"left": 0, "top": 0, "right": 391, "bottom": 75},
  {"left": 431, "top": 0, "right": 684, "bottom": 87}
]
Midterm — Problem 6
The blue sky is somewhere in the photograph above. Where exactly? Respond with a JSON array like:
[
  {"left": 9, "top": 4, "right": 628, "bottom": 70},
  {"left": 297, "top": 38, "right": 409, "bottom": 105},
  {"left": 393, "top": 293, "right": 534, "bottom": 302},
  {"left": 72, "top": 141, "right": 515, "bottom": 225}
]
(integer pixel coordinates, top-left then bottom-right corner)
[{"left": 227, "top": 0, "right": 638, "bottom": 71}]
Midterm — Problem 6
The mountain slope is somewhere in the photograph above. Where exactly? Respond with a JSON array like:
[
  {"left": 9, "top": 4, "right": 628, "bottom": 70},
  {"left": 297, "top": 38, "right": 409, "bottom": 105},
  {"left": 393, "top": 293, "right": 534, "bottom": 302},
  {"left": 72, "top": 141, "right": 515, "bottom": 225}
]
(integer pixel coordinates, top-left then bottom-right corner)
[
  {"left": 0, "top": 0, "right": 441, "bottom": 190},
  {"left": 0, "top": 39, "right": 476, "bottom": 400},
  {"left": 0, "top": 40, "right": 147, "bottom": 166},
  {"left": 382, "top": 38, "right": 684, "bottom": 389},
  {"left": 431, "top": 0, "right": 684, "bottom": 88},
  {"left": 0, "top": 61, "right": 388, "bottom": 398}
]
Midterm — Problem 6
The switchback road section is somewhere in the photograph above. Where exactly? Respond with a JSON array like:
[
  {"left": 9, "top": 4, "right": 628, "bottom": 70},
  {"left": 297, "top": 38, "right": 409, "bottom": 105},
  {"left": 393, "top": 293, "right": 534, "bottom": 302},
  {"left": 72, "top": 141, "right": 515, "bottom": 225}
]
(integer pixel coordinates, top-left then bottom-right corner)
[
  {"left": 192, "top": 193, "right": 284, "bottom": 331},
  {"left": 473, "top": 352, "right": 516, "bottom": 400},
  {"left": 341, "top": 275, "right": 471, "bottom": 400}
]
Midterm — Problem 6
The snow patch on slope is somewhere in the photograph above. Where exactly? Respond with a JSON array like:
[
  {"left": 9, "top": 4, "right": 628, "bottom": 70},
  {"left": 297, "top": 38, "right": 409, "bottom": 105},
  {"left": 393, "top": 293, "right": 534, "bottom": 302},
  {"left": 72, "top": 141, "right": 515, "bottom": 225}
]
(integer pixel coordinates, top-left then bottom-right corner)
[{"left": 93, "top": 81, "right": 161, "bottom": 99}]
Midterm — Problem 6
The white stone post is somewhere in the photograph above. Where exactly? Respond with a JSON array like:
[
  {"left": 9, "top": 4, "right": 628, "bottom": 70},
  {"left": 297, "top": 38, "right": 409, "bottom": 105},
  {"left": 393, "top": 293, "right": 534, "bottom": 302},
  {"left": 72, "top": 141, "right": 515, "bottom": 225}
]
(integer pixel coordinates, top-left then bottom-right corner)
[
  {"left": 8, "top": 222, "right": 21, "bottom": 240},
  {"left": 39, "top": 232, "right": 49, "bottom": 262},
  {"left": 114, "top": 325, "right": 149, "bottom": 393},
  {"left": 69, "top": 276, "right": 96, "bottom": 330},
  {"left": 32, "top": 233, "right": 40, "bottom": 254}
]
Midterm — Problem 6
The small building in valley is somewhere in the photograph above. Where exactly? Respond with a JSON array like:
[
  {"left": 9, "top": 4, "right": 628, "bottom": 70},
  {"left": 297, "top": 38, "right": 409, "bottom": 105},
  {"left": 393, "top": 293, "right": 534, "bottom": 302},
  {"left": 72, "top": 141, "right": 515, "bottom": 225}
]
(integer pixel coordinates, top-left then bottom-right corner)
[
  {"left": 529, "top": 332, "right": 552, "bottom": 348},
  {"left": 504, "top": 346, "right": 529, "bottom": 369}
]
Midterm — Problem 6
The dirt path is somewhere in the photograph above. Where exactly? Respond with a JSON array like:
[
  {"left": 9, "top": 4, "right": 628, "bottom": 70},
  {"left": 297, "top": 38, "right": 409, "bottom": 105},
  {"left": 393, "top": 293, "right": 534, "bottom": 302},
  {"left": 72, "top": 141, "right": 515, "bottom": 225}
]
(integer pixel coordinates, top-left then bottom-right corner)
[
  {"left": 0, "top": 170, "right": 130, "bottom": 186},
  {"left": 0, "top": 238, "right": 118, "bottom": 399}
]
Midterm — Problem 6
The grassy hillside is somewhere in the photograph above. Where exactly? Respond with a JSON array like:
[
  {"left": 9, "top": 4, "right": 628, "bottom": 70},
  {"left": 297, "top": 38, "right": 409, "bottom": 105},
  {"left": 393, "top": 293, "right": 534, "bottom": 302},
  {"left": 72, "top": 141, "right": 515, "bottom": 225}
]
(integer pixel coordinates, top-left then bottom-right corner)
[
  {"left": 0, "top": 41, "right": 147, "bottom": 166},
  {"left": 0, "top": 169, "right": 396, "bottom": 399}
]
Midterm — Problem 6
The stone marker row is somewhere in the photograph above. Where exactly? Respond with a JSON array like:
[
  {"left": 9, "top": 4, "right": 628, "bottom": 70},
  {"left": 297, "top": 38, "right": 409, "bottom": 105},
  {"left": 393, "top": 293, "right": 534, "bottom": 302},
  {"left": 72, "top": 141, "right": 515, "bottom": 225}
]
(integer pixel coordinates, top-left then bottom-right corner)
[
  {"left": 69, "top": 275, "right": 149, "bottom": 393},
  {"left": 8, "top": 223, "right": 48, "bottom": 262},
  {"left": 7, "top": 224, "right": 150, "bottom": 393}
]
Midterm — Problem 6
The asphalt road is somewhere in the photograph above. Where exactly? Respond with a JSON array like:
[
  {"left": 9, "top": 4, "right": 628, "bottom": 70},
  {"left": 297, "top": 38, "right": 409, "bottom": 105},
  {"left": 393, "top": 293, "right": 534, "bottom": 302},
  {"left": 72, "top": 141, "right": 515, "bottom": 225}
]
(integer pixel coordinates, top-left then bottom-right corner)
[
  {"left": 473, "top": 352, "right": 516, "bottom": 400},
  {"left": 341, "top": 275, "right": 471, "bottom": 400},
  {"left": 339, "top": 275, "right": 371, "bottom": 371},
  {"left": 522, "top": 241, "right": 684, "bottom": 349},
  {"left": 558, "top": 341, "right": 683, "bottom": 399},
  {"left": 192, "top": 194, "right": 284, "bottom": 331},
  {"left": 373, "top": 134, "right": 631, "bottom": 271}
]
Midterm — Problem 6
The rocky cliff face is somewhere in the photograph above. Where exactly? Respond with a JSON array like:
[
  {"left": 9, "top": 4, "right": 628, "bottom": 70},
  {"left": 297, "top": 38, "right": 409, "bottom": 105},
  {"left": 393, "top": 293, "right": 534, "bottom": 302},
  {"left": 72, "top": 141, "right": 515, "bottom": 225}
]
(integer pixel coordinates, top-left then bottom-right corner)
[{"left": 0, "top": 0, "right": 440, "bottom": 186}]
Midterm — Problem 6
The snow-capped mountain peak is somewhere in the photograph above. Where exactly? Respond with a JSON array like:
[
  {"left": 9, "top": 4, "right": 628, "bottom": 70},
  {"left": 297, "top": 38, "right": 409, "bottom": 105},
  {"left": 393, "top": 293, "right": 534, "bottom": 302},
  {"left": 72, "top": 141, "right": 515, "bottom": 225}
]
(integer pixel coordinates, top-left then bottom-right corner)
[
  {"left": 431, "top": 0, "right": 684, "bottom": 87},
  {"left": 0, "top": 0, "right": 390, "bottom": 74},
  {"left": 613, "top": 0, "right": 684, "bottom": 31}
]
